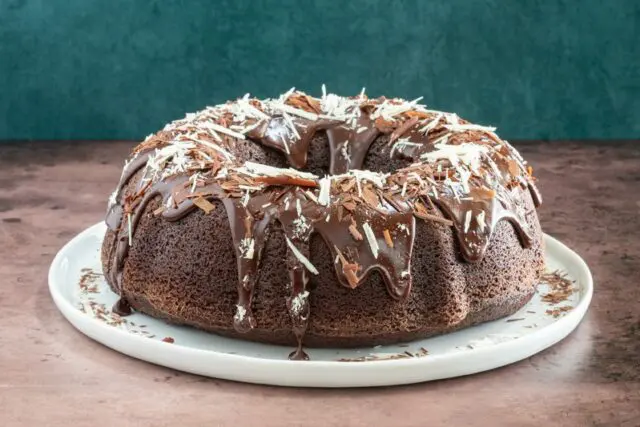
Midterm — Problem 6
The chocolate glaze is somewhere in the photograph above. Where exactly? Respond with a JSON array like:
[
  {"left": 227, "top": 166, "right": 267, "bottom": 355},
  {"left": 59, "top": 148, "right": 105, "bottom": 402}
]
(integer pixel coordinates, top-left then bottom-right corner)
[
  {"left": 223, "top": 198, "right": 263, "bottom": 332},
  {"left": 104, "top": 94, "right": 541, "bottom": 359},
  {"left": 434, "top": 190, "right": 532, "bottom": 263},
  {"left": 112, "top": 298, "right": 132, "bottom": 316},
  {"left": 248, "top": 115, "right": 380, "bottom": 175},
  {"left": 312, "top": 204, "right": 416, "bottom": 299},
  {"left": 324, "top": 115, "right": 380, "bottom": 174}
]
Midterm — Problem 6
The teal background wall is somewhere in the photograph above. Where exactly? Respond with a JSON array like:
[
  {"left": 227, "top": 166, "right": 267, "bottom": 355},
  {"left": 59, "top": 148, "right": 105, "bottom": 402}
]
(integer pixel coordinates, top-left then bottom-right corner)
[{"left": 0, "top": 0, "right": 638, "bottom": 141}]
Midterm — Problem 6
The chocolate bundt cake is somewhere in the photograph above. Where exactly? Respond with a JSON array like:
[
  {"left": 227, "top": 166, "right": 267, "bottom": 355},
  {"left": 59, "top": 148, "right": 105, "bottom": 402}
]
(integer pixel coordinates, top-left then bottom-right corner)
[{"left": 102, "top": 88, "right": 544, "bottom": 359}]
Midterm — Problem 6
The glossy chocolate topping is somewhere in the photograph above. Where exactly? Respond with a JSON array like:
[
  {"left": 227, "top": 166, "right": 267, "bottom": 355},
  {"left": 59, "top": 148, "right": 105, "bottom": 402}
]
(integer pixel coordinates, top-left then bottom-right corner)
[{"left": 104, "top": 88, "right": 541, "bottom": 359}]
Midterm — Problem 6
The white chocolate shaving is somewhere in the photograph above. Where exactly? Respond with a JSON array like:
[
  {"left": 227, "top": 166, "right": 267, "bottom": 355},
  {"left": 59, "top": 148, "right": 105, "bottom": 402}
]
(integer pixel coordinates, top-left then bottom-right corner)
[
  {"left": 285, "top": 237, "right": 319, "bottom": 275},
  {"left": 477, "top": 210, "right": 486, "bottom": 231},
  {"left": 290, "top": 291, "right": 309, "bottom": 315},
  {"left": 362, "top": 222, "right": 380, "bottom": 259},
  {"left": 240, "top": 238, "right": 255, "bottom": 259},
  {"left": 318, "top": 177, "right": 331, "bottom": 206},
  {"left": 272, "top": 103, "right": 318, "bottom": 121},
  {"left": 464, "top": 210, "right": 472, "bottom": 233},
  {"left": 203, "top": 121, "right": 246, "bottom": 140}
]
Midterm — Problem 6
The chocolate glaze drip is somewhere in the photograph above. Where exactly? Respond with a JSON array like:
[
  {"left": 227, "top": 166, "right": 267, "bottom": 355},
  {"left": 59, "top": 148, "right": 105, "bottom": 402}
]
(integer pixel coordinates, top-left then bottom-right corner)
[
  {"left": 222, "top": 197, "right": 272, "bottom": 333},
  {"left": 104, "top": 94, "right": 541, "bottom": 359},
  {"left": 249, "top": 115, "right": 380, "bottom": 175},
  {"left": 279, "top": 197, "right": 313, "bottom": 360},
  {"left": 434, "top": 189, "right": 532, "bottom": 263},
  {"left": 325, "top": 115, "right": 380, "bottom": 174},
  {"left": 312, "top": 204, "right": 416, "bottom": 299},
  {"left": 528, "top": 183, "right": 543, "bottom": 208},
  {"left": 112, "top": 298, "right": 132, "bottom": 316}
]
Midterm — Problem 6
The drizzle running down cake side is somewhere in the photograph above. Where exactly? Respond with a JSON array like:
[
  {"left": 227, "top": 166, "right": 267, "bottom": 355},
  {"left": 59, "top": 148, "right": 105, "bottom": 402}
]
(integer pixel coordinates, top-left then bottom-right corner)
[{"left": 100, "top": 88, "right": 544, "bottom": 359}]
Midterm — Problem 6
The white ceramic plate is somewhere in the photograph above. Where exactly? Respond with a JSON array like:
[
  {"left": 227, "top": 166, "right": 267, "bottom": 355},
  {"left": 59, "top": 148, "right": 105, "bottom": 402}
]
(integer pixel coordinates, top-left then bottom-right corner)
[{"left": 49, "top": 222, "right": 592, "bottom": 388}]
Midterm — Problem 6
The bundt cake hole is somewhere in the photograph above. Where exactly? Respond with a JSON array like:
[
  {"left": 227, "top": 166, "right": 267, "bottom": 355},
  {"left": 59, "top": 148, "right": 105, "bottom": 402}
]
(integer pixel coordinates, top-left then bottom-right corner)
[{"left": 362, "top": 134, "right": 414, "bottom": 173}]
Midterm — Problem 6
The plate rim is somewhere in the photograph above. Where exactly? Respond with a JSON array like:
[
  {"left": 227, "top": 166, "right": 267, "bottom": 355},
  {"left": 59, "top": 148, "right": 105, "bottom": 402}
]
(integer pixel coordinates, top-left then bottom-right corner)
[{"left": 48, "top": 222, "right": 593, "bottom": 387}]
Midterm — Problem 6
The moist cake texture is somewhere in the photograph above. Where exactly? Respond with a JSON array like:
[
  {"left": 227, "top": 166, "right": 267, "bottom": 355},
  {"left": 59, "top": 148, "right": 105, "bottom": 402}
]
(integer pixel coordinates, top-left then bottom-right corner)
[{"left": 101, "top": 88, "right": 544, "bottom": 359}]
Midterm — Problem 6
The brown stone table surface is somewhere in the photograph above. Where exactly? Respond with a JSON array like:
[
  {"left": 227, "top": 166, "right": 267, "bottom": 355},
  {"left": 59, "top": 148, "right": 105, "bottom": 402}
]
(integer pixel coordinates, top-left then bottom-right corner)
[{"left": 0, "top": 141, "right": 639, "bottom": 426}]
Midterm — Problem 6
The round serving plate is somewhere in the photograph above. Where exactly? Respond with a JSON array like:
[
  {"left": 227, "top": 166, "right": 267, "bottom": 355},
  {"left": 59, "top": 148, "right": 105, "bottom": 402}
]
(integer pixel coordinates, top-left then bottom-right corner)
[{"left": 49, "top": 222, "right": 592, "bottom": 388}]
